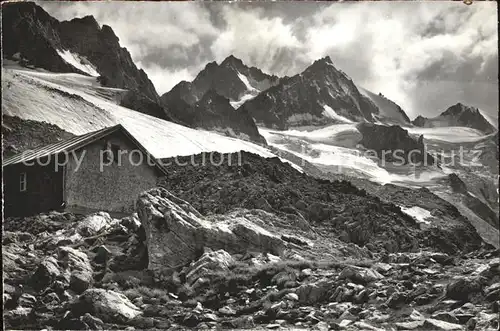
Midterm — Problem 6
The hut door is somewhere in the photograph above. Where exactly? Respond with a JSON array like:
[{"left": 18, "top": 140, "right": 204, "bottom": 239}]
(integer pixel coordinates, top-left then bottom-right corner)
[{"left": 36, "top": 166, "right": 64, "bottom": 212}]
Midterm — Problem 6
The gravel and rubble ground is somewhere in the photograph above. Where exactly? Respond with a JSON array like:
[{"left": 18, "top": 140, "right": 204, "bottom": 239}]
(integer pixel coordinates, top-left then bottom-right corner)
[
  {"left": 3, "top": 210, "right": 499, "bottom": 331},
  {"left": 3, "top": 152, "right": 499, "bottom": 330},
  {"left": 2, "top": 114, "right": 74, "bottom": 158}
]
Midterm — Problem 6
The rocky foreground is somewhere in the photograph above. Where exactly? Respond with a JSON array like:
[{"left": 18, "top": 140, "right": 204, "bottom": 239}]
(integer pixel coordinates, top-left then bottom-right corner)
[{"left": 3, "top": 155, "right": 500, "bottom": 330}]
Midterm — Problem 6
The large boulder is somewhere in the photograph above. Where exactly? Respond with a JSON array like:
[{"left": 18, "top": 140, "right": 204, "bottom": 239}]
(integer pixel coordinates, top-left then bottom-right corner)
[
  {"left": 445, "top": 277, "right": 485, "bottom": 302},
  {"left": 76, "top": 212, "right": 115, "bottom": 237},
  {"left": 422, "top": 318, "right": 463, "bottom": 330},
  {"left": 338, "top": 266, "right": 384, "bottom": 284},
  {"left": 137, "top": 188, "right": 285, "bottom": 272},
  {"left": 73, "top": 289, "right": 141, "bottom": 323},
  {"left": 295, "top": 280, "right": 333, "bottom": 304},
  {"left": 32, "top": 256, "right": 61, "bottom": 290},
  {"left": 58, "top": 247, "right": 93, "bottom": 293},
  {"left": 2, "top": 231, "right": 35, "bottom": 245},
  {"left": 3, "top": 243, "right": 39, "bottom": 285},
  {"left": 185, "top": 249, "right": 234, "bottom": 286}
]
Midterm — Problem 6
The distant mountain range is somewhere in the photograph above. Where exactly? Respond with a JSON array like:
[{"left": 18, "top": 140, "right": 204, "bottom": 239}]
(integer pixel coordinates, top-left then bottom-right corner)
[
  {"left": 162, "top": 54, "right": 495, "bottom": 136},
  {"left": 412, "top": 103, "right": 496, "bottom": 134},
  {"left": 2, "top": 1, "right": 496, "bottom": 143}
]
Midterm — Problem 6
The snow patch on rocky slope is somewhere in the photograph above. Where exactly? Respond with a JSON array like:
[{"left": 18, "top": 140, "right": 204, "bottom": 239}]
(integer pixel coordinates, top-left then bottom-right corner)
[
  {"left": 56, "top": 50, "right": 100, "bottom": 77},
  {"left": 400, "top": 206, "right": 432, "bottom": 225},
  {"left": 322, "top": 105, "right": 355, "bottom": 124}
]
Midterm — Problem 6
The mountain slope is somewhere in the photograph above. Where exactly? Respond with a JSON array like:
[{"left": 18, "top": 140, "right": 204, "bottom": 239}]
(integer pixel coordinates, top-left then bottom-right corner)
[
  {"left": 191, "top": 90, "right": 266, "bottom": 144},
  {"left": 358, "top": 88, "right": 411, "bottom": 125},
  {"left": 238, "top": 57, "right": 381, "bottom": 129},
  {"left": 412, "top": 103, "right": 497, "bottom": 134},
  {"left": 160, "top": 87, "right": 266, "bottom": 144},
  {"left": 2, "top": 2, "right": 168, "bottom": 120}
]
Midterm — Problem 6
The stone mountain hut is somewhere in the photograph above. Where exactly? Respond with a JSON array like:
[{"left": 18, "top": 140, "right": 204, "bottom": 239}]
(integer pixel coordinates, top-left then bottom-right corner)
[{"left": 3, "top": 124, "right": 168, "bottom": 217}]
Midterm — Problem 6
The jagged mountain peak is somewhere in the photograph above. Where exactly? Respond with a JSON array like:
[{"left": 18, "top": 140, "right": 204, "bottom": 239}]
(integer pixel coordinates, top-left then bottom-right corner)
[
  {"left": 238, "top": 55, "right": 379, "bottom": 129},
  {"left": 442, "top": 102, "right": 479, "bottom": 116},
  {"left": 192, "top": 61, "right": 219, "bottom": 83},
  {"left": 204, "top": 61, "right": 219, "bottom": 70},
  {"left": 309, "top": 55, "right": 334, "bottom": 68},
  {"left": 4, "top": 1, "right": 48, "bottom": 15},
  {"left": 172, "top": 80, "right": 192, "bottom": 90},
  {"left": 304, "top": 56, "right": 351, "bottom": 84},
  {"left": 100, "top": 24, "right": 120, "bottom": 41},
  {"left": 163, "top": 55, "right": 280, "bottom": 105},
  {"left": 412, "top": 103, "right": 496, "bottom": 134},
  {"left": 319, "top": 55, "right": 333, "bottom": 64},
  {"left": 221, "top": 55, "right": 281, "bottom": 82},
  {"left": 440, "top": 103, "right": 488, "bottom": 122},
  {"left": 220, "top": 54, "right": 245, "bottom": 68},
  {"left": 159, "top": 59, "right": 269, "bottom": 143},
  {"left": 64, "top": 15, "right": 100, "bottom": 29}
]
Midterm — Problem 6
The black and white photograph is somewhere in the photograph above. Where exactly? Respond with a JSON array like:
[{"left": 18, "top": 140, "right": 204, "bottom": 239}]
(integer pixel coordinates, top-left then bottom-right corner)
[{"left": 2, "top": 0, "right": 499, "bottom": 330}]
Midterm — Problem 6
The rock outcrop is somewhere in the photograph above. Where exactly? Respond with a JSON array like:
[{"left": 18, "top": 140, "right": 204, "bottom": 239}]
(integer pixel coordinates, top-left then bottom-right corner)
[
  {"left": 137, "top": 187, "right": 285, "bottom": 272},
  {"left": 184, "top": 249, "right": 235, "bottom": 286},
  {"left": 356, "top": 122, "right": 438, "bottom": 166},
  {"left": 441, "top": 173, "right": 499, "bottom": 230},
  {"left": 338, "top": 266, "right": 384, "bottom": 284}
]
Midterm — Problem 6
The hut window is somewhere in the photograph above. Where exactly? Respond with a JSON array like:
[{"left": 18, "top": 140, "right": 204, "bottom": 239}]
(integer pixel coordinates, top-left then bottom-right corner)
[
  {"left": 111, "top": 144, "right": 120, "bottom": 163},
  {"left": 19, "top": 172, "right": 27, "bottom": 192},
  {"left": 103, "top": 142, "right": 121, "bottom": 163}
]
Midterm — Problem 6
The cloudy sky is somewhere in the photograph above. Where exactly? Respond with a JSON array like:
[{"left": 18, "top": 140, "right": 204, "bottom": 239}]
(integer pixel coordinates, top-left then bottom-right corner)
[{"left": 41, "top": 1, "right": 498, "bottom": 120}]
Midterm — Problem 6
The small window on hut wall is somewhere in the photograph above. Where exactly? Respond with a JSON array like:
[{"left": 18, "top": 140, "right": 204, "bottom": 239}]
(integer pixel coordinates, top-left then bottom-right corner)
[
  {"left": 19, "top": 172, "right": 27, "bottom": 192},
  {"left": 111, "top": 144, "right": 120, "bottom": 163},
  {"left": 103, "top": 141, "right": 121, "bottom": 164}
]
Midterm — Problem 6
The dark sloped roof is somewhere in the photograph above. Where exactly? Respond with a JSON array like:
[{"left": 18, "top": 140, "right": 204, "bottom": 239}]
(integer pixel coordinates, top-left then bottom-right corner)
[{"left": 2, "top": 124, "right": 168, "bottom": 176}]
